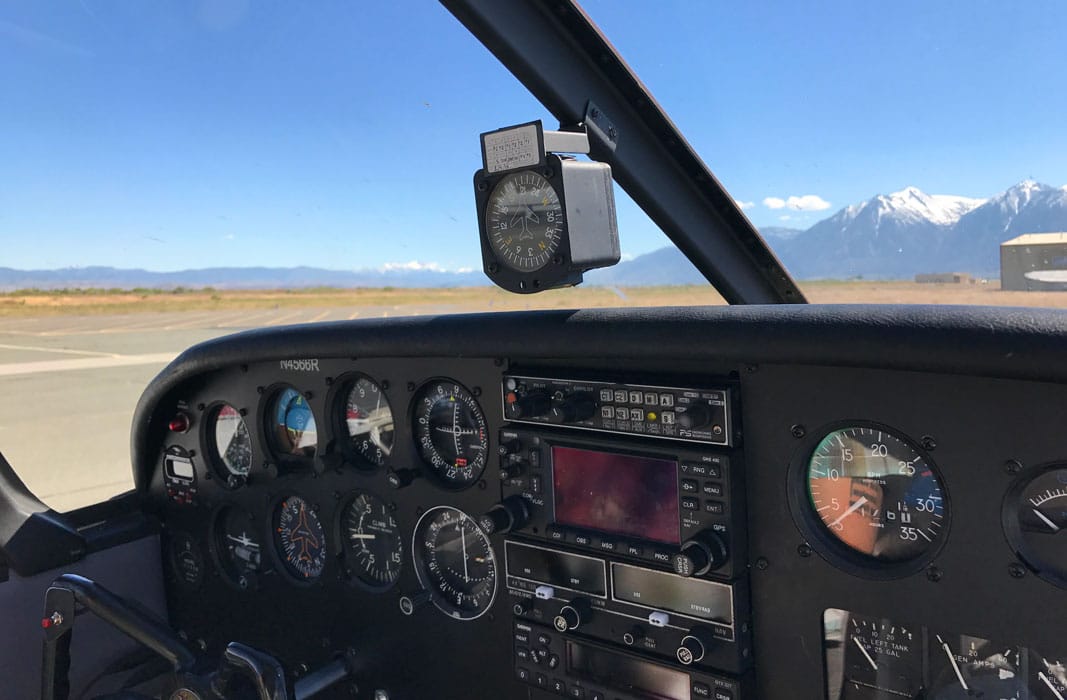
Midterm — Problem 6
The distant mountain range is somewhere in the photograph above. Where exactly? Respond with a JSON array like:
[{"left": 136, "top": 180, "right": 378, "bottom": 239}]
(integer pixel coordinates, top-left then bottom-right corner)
[
  {"left": 773, "top": 180, "right": 1067, "bottom": 279},
  {"left": 596, "top": 180, "right": 1067, "bottom": 283},
  {"left": 4, "top": 180, "right": 1066, "bottom": 290},
  {"left": 0, "top": 265, "right": 485, "bottom": 292}
]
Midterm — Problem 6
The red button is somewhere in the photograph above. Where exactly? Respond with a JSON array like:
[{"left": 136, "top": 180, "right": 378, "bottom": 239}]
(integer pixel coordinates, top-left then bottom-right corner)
[{"left": 168, "top": 414, "right": 191, "bottom": 432}]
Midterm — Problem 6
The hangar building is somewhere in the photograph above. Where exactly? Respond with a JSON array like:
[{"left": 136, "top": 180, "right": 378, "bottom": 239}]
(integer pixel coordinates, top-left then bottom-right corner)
[{"left": 1000, "top": 233, "right": 1067, "bottom": 291}]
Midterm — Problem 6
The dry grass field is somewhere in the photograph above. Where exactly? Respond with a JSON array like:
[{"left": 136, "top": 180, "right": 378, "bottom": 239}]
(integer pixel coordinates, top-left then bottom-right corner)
[{"left": 2, "top": 280, "right": 1067, "bottom": 318}]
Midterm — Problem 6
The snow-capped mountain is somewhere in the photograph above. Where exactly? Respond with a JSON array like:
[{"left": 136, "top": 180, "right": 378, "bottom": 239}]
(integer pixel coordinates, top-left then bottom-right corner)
[
  {"left": 775, "top": 180, "right": 1067, "bottom": 279},
  {"left": 837, "top": 186, "right": 985, "bottom": 227}
]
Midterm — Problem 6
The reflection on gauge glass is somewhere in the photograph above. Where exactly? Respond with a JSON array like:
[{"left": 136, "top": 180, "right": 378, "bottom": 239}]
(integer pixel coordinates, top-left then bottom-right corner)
[
  {"left": 167, "top": 532, "right": 204, "bottom": 589},
  {"left": 341, "top": 491, "right": 402, "bottom": 589},
  {"left": 267, "top": 387, "right": 317, "bottom": 458},
  {"left": 342, "top": 376, "right": 394, "bottom": 467},
  {"left": 929, "top": 632, "right": 1026, "bottom": 699},
  {"left": 208, "top": 404, "right": 252, "bottom": 478},
  {"left": 1005, "top": 465, "right": 1067, "bottom": 588},
  {"left": 412, "top": 379, "right": 489, "bottom": 489},
  {"left": 214, "top": 507, "right": 263, "bottom": 590},
  {"left": 823, "top": 609, "right": 923, "bottom": 700},
  {"left": 807, "top": 425, "right": 947, "bottom": 563},
  {"left": 485, "top": 170, "right": 564, "bottom": 272},
  {"left": 412, "top": 506, "right": 497, "bottom": 620},
  {"left": 272, "top": 496, "right": 327, "bottom": 581}
]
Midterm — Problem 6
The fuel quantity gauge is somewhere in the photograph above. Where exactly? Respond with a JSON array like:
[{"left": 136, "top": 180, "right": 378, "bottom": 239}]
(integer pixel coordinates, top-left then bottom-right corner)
[
  {"left": 1031, "top": 655, "right": 1067, "bottom": 700},
  {"left": 823, "top": 609, "right": 923, "bottom": 699},
  {"left": 1004, "top": 465, "right": 1067, "bottom": 588}
]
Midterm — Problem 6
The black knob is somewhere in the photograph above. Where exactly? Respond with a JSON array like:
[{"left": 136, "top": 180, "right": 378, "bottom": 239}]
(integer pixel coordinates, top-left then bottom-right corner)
[
  {"left": 478, "top": 496, "right": 531, "bottom": 535},
  {"left": 498, "top": 439, "right": 521, "bottom": 456},
  {"left": 398, "top": 590, "right": 432, "bottom": 615},
  {"left": 622, "top": 625, "right": 647, "bottom": 646},
  {"left": 499, "top": 463, "right": 524, "bottom": 480},
  {"left": 553, "top": 598, "right": 591, "bottom": 632},
  {"left": 677, "top": 403, "right": 713, "bottom": 430},
  {"left": 677, "top": 627, "right": 714, "bottom": 665},
  {"left": 547, "top": 393, "right": 596, "bottom": 424},
  {"left": 672, "top": 532, "right": 728, "bottom": 577},
  {"left": 386, "top": 468, "right": 418, "bottom": 490},
  {"left": 509, "top": 392, "right": 552, "bottom": 419}
]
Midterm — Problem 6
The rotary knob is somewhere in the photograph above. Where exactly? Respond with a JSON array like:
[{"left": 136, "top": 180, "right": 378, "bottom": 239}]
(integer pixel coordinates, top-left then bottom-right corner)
[
  {"left": 672, "top": 532, "right": 728, "bottom": 577},
  {"left": 677, "top": 403, "right": 713, "bottom": 430},
  {"left": 677, "top": 627, "right": 714, "bottom": 665},
  {"left": 477, "top": 496, "right": 531, "bottom": 535},
  {"left": 553, "top": 598, "right": 592, "bottom": 632},
  {"left": 508, "top": 392, "right": 552, "bottom": 419},
  {"left": 547, "top": 393, "right": 596, "bottom": 424}
]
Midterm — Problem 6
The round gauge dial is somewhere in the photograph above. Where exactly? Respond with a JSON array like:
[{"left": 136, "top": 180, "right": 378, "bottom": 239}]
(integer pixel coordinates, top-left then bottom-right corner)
[
  {"left": 167, "top": 532, "right": 204, "bottom": 589},
  {"left": 1004, "top": 465, "right": 1067, "bottom": 588},
  {"left": 485, "top": 170, "right": 564, "bottom": 272},
  {"left": 929, "top": 633, "right": 1026, "bottom": 699},
  {"left": 213, "top": 506, "right": 263, "bottom": 590},
  {"left": 267, "top": 387, "right": 317, "bottom": 459},
  {"left": 833, "top": 611, "right": 923, "bottom": 699},
  {"left": 1032, "top": 655, "right": 1067, "bottom": 699},
  {"left": 806, "top": 425, "right": 947, "bottom": 564},
  {"left": 341, "top": 376, "right": 394, "bottom": 467},
  {"left": 208, "top": 404, "right": 252, "bottom": 480},
  {"left": 340, "top": 491, "right": 403, "bottom": 589},
  {"left": 412, "top": 506, "right": 497, "bottom": 620},
  {"left": 272, "top": 496, "right": 327, "bottom": 581},
  {"left": 412, "top": 380, "right": 489, "bottom": 489}
]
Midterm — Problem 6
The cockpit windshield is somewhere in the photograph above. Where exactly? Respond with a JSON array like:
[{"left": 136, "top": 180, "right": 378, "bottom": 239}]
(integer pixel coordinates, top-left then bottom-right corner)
[{"left": 2, "top": 1, "right": 1066, "bottom": 510}]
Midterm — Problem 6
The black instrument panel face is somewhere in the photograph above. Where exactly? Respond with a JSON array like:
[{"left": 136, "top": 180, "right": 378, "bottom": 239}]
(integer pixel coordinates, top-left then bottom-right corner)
[
  {"left": 149, "top": 347, "right": 1067, "bottom": 699},
  {"left": 155, "top": 356, "right": 517, "bottom": 698},
  {"left": 745, "top": 364, "right": 1067, "bottom": 699}
]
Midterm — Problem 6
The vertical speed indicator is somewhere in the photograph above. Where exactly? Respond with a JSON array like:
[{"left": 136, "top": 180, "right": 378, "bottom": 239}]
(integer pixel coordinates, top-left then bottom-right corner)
[{"left": 805, "top": 425, "right": 948, "bottom": 569}]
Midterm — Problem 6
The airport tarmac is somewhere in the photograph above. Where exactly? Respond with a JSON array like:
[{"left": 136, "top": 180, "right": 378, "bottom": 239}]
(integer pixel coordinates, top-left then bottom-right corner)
[{"left": 0, "top": 306, "right": 416, "bottom": 512}]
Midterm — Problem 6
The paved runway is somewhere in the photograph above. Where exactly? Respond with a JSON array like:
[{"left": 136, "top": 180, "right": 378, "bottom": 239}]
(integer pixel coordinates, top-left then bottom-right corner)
[{"left": 0, "top": 306, "right": 425, "bottom": 512}]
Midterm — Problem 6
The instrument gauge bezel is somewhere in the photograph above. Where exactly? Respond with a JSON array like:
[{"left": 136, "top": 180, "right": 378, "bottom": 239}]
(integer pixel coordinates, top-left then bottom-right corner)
[{"left": 787, "top": 420, "right": 952, "bottom": 580}]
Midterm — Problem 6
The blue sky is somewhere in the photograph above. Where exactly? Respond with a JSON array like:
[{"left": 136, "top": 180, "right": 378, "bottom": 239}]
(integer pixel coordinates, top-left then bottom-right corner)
[{"left": 2, "top": 0, "right": 1066, "bottom": 272}]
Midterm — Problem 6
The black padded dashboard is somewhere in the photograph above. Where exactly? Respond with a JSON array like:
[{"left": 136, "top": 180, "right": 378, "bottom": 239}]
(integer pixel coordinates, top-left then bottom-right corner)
[{"left": 133, "top": 305, "right": 1067, "bottom": 699}]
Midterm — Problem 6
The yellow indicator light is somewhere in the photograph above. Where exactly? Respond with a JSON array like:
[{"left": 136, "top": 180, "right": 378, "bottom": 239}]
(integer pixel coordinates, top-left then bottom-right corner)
[{"left": 647, "top": 411, "right": 657, "bottom": 421}]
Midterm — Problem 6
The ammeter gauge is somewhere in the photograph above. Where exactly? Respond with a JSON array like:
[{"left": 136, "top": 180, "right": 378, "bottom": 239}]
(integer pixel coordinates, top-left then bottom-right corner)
[{"left": 928, "top": 632, "right": 1026, "bottom": 699}]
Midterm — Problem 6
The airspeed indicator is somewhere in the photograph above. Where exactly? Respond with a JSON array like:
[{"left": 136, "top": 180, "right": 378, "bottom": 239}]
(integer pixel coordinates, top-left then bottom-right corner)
[{"left": 805, "top": 424, "right": 948, "bottom": 566}]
